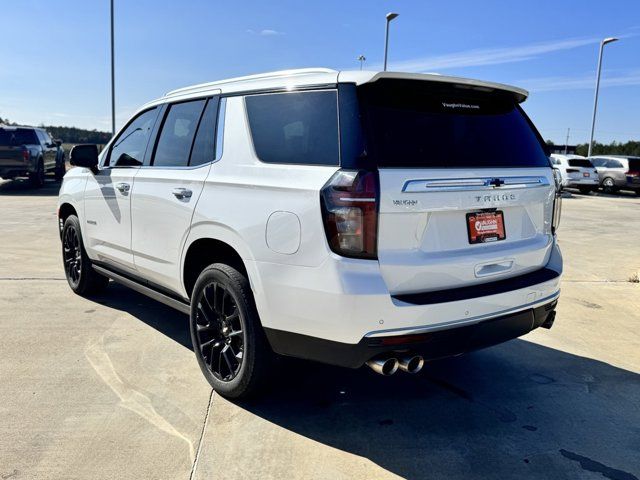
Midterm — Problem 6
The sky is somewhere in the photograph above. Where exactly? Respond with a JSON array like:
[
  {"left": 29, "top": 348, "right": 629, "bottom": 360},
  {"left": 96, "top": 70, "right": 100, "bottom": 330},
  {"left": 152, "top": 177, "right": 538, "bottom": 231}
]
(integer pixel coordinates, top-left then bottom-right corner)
[{"left": 1, "top": 0, "right": 639, "bottom": 145}]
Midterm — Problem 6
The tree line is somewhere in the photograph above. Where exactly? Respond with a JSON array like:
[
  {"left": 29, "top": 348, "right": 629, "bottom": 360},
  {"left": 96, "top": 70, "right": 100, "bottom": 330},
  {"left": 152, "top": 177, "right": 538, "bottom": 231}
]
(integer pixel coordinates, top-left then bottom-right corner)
[
  {"left": 0, "top": 116, "right": 111, "bottom": 145},
  {"left": 547, "top": 139, "right": 639, "bottom": 157},
  {"left": 574, "top": 140, "right": 640, "bottom": 157}
]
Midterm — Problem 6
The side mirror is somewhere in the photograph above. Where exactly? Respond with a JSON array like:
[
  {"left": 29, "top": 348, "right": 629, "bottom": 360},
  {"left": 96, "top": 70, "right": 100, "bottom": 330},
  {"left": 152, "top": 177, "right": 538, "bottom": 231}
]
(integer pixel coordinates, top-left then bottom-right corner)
[
  {"left": 70, "top": 144, "right": 99, "bottom": 172},
  {"left": 54, "top": 139, "right": 62, "bottom": 147}
]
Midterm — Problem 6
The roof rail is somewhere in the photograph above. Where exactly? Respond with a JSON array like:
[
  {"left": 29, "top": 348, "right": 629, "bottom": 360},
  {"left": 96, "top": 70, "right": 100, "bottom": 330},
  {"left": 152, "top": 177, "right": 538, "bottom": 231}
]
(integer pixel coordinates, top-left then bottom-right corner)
[{"left": 164, "top": 68, "right": 337, "bottom": 97}]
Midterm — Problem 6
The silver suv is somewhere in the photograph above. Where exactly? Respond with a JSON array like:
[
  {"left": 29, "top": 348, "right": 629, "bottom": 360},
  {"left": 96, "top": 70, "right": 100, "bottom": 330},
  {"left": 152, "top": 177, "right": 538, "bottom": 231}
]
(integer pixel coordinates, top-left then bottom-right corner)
[{"left": 589, "top": 155, "right": 640, "bottom": 195}]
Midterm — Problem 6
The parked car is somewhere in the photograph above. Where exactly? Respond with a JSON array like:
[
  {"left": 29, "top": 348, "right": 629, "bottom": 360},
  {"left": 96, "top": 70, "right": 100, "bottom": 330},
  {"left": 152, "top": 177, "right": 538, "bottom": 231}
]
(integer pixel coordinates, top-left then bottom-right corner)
[
  {"left": 549, "top": 154, "right": 599, "bottom": 194},
  {"left": 58, "top": 69, "right": 562, "bottom": 398},
  {"left": 589, "top": 155, "right": 640, "bottom": 195},
  {"left": 0, "top": 126, "right": 65, "bottom": 186}
]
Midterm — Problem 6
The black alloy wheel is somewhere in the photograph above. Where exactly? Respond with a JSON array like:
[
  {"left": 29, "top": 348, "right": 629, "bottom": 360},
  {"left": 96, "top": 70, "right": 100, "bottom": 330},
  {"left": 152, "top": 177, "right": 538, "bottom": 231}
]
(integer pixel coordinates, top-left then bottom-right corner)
[
  {"left": 194, "top": 281, "right": 245, "bottom": 381},
  {"left": 190, "top": 263, "right": 273, "bottom": 399},
  {"left": 61, "top": 215, "right": 109, "bottom": 296},
  {"left": 63, "top": 223, "right": 82, "bottom": 288}
]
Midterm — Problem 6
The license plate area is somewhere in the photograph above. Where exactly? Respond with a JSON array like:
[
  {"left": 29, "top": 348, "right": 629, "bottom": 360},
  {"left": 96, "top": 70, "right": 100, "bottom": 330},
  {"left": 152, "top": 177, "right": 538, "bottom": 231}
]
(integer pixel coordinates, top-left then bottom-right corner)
[{"left": 466, "top": 211, "right": 506, "bottom": 244}]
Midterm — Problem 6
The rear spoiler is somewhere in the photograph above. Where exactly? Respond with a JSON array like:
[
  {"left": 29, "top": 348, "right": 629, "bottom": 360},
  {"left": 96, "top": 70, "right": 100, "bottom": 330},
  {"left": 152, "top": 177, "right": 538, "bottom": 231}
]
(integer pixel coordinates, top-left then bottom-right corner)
[{"left": 338, "top": 71, "right": 529, "bottom": 103}]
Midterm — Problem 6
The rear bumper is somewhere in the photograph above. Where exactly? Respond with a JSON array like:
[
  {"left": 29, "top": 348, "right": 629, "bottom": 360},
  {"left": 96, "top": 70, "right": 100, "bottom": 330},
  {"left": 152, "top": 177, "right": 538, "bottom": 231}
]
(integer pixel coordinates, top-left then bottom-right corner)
[
  {"left": 265, "top": 299, "right": 557, "bottom": 368},
  {"left": 252, "top": 239, "right": 562, "bottom": 355},
  {"left": 0, "top": 159, "right": 34, "bottom": 178},
  {"left": 566, "top": 178, "right": 598, "bottom": 187},
  {"left": 0, "top": 166, "right": 31, "bottom": 178}
]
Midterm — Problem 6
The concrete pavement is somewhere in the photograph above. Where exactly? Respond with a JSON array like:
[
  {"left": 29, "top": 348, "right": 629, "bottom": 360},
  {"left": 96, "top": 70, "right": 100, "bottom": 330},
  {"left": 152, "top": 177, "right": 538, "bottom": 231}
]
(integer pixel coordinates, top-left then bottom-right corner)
[{"left": 0, "top": 178, "right": 639, "bottom": 479}]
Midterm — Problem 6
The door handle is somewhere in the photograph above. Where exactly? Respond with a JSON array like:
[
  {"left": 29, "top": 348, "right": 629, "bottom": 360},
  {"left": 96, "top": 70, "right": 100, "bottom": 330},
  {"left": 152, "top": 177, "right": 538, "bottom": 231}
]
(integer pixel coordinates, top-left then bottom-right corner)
[
  {"left": 115, "top": 182, "right": 130, "bottom": 194},
  {"left": 172, "top": 187, "right": 192, "bottom": 200}
]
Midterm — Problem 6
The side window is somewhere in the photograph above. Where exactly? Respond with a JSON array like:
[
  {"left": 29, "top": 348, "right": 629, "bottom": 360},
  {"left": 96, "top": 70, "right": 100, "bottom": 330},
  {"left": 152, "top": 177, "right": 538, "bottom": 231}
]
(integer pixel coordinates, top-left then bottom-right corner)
[
  {"left": 215, "top": 98, "right": 226, "bottom": 161},
  {"left": 108, "top": 108, "right": 158, "bottom": 167},
  {"left": 189, "top": 97, "right": 220, "bottom": 167},
  {"left": 42, "top": 131, "right": 52, "bottom": 145},
  {"left": 35, "top": 130, "right": 46, "bottom": 145},
  {"left": 152, "top": 100, "right": 206, "bottom": 167},
  {"left": 607, "top": 159, "right": 623, "bottom": 168},
  {"left": 591, "top": 158, "right": 603, "bottom": 167},
  {"left": 245, "top": 90, "right": 339, "bottom": 166}
]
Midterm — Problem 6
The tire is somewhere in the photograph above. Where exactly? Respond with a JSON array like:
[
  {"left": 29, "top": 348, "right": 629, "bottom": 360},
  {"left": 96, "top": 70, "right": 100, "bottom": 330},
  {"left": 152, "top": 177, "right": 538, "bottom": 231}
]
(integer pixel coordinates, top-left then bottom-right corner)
[
  {"left": 602, "top": 177, "right": 617, "bottom": 194},
  {"left": 29, "top": 159, "right": 45, "bottom": 188},
  {"left": 54, "top": 154, "right": 66, "bottom": 181},
  {"left": 62, "top": 215, "right": 110, "bottom": 296},
  {"left": 190, "top": 263, "right": 274, "bottom": 399},
  {"left": 578, "top": 186, "right": 592, "bottom": 195}
]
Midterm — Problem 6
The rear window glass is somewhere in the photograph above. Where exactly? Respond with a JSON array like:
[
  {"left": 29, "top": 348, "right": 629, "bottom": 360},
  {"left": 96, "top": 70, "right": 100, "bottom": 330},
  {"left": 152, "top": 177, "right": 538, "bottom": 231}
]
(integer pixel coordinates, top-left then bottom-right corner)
[
  {"left": 357, "top": 80, "right": 550, "bottom": 168},
  {"left": 628, "top": 159, "right": 640, "bottom": 171},
  {"left": 568, "top": 159, "right": 593, "bottom": 167},
  {"left": 0, "top": 128, "right": 38, "bottom": 146},
  {"left": 245, "top": 91, "right": 339, "bottom": 166}
]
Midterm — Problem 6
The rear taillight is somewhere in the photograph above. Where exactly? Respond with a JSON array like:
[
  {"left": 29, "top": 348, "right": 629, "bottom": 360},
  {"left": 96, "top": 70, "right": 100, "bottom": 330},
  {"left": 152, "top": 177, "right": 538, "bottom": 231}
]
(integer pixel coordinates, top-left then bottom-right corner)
[
  {"left": 22, "top": 148, "right": 30, "bottom": 162},
  {"left": 628, "top": 171, "right": 640, "bottom": 177},
  {"left": 320, "top": 170, "right": 378, "bottom": 259},
  {"left": 552, "top": 170, "right": 562, "bottom": 233}
]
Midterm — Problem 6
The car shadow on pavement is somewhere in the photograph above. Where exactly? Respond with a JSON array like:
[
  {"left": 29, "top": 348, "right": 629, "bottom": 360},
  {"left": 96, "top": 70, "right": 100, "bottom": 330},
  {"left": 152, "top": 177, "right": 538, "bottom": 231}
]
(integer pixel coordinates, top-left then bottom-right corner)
[
  {"left": 0, "top": 178, "right": 61, "bottom": 196},
  {"left": 241, "top": 343, "right": 640, "bottom": 479},
  {"left": 91, "top": 282, "right": 193, "bottom": 349},
  {"left": 91, "top": 283, "right": 640, "bottom": 480}
]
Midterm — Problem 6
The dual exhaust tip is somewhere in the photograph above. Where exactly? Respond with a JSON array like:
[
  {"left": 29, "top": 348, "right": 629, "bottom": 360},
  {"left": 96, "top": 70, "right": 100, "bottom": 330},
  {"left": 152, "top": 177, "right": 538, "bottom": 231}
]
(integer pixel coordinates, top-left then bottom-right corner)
[{"left": 366, "top": 354, "right": 425, "bottom": 376}]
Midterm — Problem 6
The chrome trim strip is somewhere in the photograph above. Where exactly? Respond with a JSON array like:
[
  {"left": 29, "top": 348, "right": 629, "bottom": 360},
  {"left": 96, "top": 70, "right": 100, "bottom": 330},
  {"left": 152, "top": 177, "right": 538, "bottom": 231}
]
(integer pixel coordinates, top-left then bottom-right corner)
[
  {"left": 364, "top": 290, "right": 560, "bottom": 338},
  {"left": 402, "top": 176, "right": 550, "bottom": 193},
  {"left": 339, "top": 197, "right": 376, "bottom": 202}
]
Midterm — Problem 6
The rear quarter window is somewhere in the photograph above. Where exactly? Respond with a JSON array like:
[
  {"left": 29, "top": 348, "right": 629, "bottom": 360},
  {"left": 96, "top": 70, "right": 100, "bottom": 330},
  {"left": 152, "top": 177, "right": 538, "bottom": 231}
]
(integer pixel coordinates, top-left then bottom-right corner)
[{"left": 245, "top": 90, "right": 339, "bottom": 166}]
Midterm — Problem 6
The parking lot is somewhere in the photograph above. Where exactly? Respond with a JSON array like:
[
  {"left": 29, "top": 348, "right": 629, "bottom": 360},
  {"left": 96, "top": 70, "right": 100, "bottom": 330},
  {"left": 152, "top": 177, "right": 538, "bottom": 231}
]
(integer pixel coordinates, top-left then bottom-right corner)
[{"left": 0, "top": 178, "right": 638, "bottom": 480}]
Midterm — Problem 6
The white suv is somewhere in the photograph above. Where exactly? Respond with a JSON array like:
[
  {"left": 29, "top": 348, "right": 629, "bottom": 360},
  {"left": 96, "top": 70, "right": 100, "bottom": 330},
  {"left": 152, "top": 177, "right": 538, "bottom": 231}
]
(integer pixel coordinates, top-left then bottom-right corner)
[
  {"left": 58, "top": 69, "right": 562, "bottom": 398},
  {"left": 550, "top": 154, "right": 599, "bottom": 194}
]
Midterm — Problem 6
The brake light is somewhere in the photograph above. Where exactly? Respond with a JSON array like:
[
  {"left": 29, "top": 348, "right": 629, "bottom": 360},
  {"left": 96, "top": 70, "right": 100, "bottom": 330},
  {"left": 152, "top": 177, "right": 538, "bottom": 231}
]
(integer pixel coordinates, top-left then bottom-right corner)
[
  {"left": 320, "top": 170, "right": 378, "bottom": 259},
  {"left": 628, "top": 171, "right": 640, "bottom": 177},
  {"left": 22, "top": 148, "right": 30, "bottom": 162}
]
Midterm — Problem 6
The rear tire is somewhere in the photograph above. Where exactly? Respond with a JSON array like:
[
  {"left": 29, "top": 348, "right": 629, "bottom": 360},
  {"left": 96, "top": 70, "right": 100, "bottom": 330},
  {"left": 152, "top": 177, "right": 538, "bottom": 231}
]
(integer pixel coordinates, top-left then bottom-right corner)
[
  {"left": 62, "top": 215, "right": 109, "bottom": 296},
  {"left": 602, "top": 177, "right": 617, "bottom": 194},
  {"left": 190, "top": 263, "right": 274, "bottom": 399},
  {"left": 54, "top": 154, "right": 65, "bottom": 181},
  {"left": 29, "top": 159, "right": 45, "bottom": 188}
]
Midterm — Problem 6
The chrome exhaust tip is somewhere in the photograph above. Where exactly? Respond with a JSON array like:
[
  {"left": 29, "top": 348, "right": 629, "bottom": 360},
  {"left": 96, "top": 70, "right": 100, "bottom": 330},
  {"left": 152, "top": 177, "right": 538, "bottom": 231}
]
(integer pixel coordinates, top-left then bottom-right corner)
[
  {"left": 366, "top": 357, "right": 399, "bottom": 376},
  {"left": 398, "top": 355, "right": 424, "bottom": 374}
]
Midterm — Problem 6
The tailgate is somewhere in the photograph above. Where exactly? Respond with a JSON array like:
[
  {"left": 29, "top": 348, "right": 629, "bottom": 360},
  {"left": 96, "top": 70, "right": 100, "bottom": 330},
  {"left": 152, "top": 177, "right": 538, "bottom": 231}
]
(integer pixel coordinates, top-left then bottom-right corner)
[
  {"left": 354, "top": 77, "right": 557, "bottom": 295},
  {"left": 0, "top": 146, "right": 26, "bottom": 167},
  {"left": 377, "top": 168, "right": 555, "bottom": 295}
]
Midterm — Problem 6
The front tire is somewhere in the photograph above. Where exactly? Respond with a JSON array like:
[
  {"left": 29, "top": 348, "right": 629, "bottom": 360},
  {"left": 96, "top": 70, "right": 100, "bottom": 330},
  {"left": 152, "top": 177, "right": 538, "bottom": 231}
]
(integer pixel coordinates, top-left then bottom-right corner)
[
  {"left": 190, "top": 264, "right": 273, "bottom": 399},
  {"left": 62, "top": 215, "right": 109, "bottom": 296}
]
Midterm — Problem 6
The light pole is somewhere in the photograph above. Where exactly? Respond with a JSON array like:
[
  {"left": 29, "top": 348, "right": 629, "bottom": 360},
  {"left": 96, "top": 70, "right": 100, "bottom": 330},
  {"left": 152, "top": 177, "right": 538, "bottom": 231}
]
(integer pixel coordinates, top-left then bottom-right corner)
[
  {"left": 110, "top": 0, "right": 116, "bottom": 137},
  {"left": 383, "top": 12, "right": 398, "bottom": 72},
  {"left": 588, "top": 37, "right": 618, "bottom": 157},
  {"left": 357, "top": 55, "right": 366, "bottom": 70}
]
